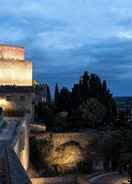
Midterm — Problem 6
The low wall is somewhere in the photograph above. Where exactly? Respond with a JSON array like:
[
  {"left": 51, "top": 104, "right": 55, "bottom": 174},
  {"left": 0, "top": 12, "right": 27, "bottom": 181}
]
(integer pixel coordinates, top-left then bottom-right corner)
[
  {"left": 33, "top": 132, "right": 96, "bottom": 148},
  {"left": 77, "top": 177, "right": 90, "bottom": 184},
  {"left": 31, "top": 176, "right": 91, "bottom": 184},
  {"left": 31, "top": 176, "right": 76, "bottom": 184},
  {"left": 52, "top": 133, "right": 95, "bottom": 148}
]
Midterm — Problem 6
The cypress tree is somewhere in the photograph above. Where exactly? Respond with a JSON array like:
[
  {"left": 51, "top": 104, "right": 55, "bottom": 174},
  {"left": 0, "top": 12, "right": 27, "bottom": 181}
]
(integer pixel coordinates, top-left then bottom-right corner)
[
  {"left": 55, "top": 83, "right": 59, "bottom": 106},
  {"left": 47, "top": 85, "right": 51, "bottom": 104}
]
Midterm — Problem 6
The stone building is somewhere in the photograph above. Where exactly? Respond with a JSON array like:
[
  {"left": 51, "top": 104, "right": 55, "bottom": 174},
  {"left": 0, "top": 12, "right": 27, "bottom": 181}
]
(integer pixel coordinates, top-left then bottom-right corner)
[
  {"left": 0, "top": 44, "right": 34, "bottom": 118},
  {"left": 35, "top": 84, "right": 50, "bottom": 104},
  {"left": 0, "top": 44, "right": 32, "bottom": 86}
]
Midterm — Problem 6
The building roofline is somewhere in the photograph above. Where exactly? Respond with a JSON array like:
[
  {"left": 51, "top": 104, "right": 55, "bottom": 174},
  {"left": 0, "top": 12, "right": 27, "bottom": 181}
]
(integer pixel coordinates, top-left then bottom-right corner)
[
  {"left": 0, "top": 86, "right": 34, "bottom": 93},
  {"left": 0, "top": 44, "right": 24, "bottom": 49}
]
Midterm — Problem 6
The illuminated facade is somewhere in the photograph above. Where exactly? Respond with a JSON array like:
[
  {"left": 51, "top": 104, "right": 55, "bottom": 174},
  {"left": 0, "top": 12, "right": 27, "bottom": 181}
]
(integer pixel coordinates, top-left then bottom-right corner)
[
  {"left": 0, "top": 45, "right": 33, "bottom": 118},
  {"left": 0, "top": 45, "right": 32, "bottom": 86}
]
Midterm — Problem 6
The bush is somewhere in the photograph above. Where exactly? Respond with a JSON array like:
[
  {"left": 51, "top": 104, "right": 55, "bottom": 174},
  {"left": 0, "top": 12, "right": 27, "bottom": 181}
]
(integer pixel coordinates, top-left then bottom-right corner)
[{"left": 78, "top": 98, "right": 106, "bottom": 128}]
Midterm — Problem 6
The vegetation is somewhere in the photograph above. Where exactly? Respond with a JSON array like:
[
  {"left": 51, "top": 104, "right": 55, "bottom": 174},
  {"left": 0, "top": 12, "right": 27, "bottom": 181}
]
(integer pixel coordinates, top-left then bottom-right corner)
[
  {"left": 78, "top": 98, "right": 106, "bottom": 128},
  {"left": 30, "top": 71, "right": 132, "bottom": 183},
  {"left": 32, "top": 71, "right": 132, "bottom": 179},
  {"left": 30, "top": 138, "right": 53, "bottom": 176},
  {"left": 97, "top": 122, "right": 132, "bottom": 182},
  {"left": 35, "top": 71, "right": 116, "bottom": 130}
]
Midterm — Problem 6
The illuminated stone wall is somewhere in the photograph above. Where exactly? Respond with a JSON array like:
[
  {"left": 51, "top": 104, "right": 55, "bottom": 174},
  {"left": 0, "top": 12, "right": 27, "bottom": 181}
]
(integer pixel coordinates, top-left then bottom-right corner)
[
  {"left": 0, "top": 45, "right": 24, "bottom": 60},
  {"left": 0, "top": 92, "right": 34, "bottom": 116},
  {"left": 30, "top": 132, "right": 96, "bottom": 176},
  {"left": 0, "top": 45, "right": 33, "bottom": 119},
  {"left": 0, "top": 45, "right": 32, "bottom": 86},
  {"left": 51, "top": 133, "right": 95, "bottom": 148},
  {"left": 31, "top": 176, "right": 76, "bottom": 184},
  {"left": 0, "top": 60, "right": 32, "bottom": 86},
  {"left": 35, "top": 132, "right": 96, "bottom": 148}
]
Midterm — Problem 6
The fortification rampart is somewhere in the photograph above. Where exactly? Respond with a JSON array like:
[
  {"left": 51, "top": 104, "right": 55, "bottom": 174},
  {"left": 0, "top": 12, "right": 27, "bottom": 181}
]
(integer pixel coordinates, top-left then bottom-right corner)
[
  {"left": 33, "top": 132, "right": 96, "bottom": 148},
  {"left": 0, "top": 60, "right": 32, "bottom": 86},
  {"left": 31, "top": 176, "right": 76, "bottom": 184},
  {"left": 0, "top": 114, "right": 32, "bottom": 183},
  {"left": 0, "top": 45, "right": 24, "bottom": 60}
]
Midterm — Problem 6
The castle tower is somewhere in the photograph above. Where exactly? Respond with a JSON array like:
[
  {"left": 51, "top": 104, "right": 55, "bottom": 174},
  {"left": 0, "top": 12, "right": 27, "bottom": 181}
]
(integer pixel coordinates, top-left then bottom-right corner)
[
  {"left": 0, "top": 44, "right": 33, "bottom": 118},
  {"left": 0, "top": 45, "right": 32, "bottom": 86}
]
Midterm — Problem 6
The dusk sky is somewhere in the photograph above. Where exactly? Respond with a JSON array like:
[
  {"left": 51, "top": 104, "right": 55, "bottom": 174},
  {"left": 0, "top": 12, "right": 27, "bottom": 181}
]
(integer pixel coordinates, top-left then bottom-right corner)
[{"left": 0, "top": 0, "right": 132, "bottom": 96}]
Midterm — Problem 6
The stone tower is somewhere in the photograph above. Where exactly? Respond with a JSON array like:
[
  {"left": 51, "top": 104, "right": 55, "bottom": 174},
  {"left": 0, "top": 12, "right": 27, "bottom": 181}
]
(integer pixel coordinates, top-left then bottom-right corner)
[
  {"left": 0, "top": 44, "right": 33, "bottom": 118},
  {"left": 0, "top": 44, "right": 32, "bottom": 86}
]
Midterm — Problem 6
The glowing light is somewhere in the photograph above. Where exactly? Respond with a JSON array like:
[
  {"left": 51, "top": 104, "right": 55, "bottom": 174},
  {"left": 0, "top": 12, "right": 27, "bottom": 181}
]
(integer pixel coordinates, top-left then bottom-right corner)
[
  {"left": 0, "top": 98, "right": 13, "bottom": 110},
  {"left": 47, "top": 144, "right": 83, "bottom": 169},
  {"left": 0, "top": 60, "right": 32, "bottom": 86},
  {"left": 0, "top": 45, "right": 32, "bottom": 86}
]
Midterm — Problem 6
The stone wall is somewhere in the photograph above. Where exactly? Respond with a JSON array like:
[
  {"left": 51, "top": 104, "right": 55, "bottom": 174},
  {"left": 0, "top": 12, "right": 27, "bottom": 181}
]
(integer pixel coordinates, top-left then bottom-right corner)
[
  {"left": 31, "top": 176, "right": 90, "bottom": 184},
  {"left": 0, "top": 92, "right": 34, "bottom": 117},
  {"left": 51, "top": 133, "right": 95, "bottom": 148},
  {"left": 0, "top": 60, "right": 32, "bottom": 86},
  {"left": 30, "top": 131, "right": 97, "bottom": 178},
  {"left": 31, "top": 176, "right": 76, "bottom": 184},
  {"left": 0, "top": 45, "right": 24, "bottom": 60},
  {"left": 34, "top": 132, "right": 96, "bottom": 148}
]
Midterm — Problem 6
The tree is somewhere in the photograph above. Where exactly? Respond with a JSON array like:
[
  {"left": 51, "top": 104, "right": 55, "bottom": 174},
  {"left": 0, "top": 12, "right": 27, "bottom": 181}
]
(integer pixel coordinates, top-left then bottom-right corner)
[
  {"left": 37, "top": 103, "right": 54, "bottom": 125},
  {"left": 89, "top": 73, "right": 102, "bottom": 98},
  {"left": 47, "top": 85, "right": 51, "bottom": 104},
  {"left": 71, "top": 84, "right": 81, "bottom": 109},
  {"left": 52, "top": 71, "right": 117, "bottom": 128},
  {"left": 98, "top": 128, "right": 132, "bottom": 172},
  {"left": 54, "top": 83, "right": 59, "bottom": 106},
  {"left": 80, "top": 71, "right": 90, "bottom": 102},
  {"left": 59, "top": 87, "right": 72, "bottom": 112},
  {"left": 30, "top": 138, "right": 53, "bottom": 175},
  {"left": 79, "top": 98, "right": 106, "bottom": 128},
  {"left": 102, "top": 80, "right": 107, "bottom": 93}
]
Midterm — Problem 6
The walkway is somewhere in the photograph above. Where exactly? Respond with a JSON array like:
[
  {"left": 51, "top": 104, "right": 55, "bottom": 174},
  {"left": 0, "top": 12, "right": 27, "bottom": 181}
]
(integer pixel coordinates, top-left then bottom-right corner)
[{"left": 90, "top": 172, "right": 128, "bottom": 184}]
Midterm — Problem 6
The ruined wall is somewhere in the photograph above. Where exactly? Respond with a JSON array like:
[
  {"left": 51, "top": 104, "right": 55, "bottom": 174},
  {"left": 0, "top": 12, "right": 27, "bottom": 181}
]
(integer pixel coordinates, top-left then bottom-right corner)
[
  {"left": 31, "top": 176, "right": 76, "bottom": 184},
  {"left": 35, "top": 132, "right": 96, "bottom": 148},
  {"left": 0, "top": 45, "right": 24, "bottom": 60},
  {"left": 50, "top": 133, "right": 95, "bottom": 148},
  {"left": 0, "top": 60, "right": 32, "bottom": 86}
]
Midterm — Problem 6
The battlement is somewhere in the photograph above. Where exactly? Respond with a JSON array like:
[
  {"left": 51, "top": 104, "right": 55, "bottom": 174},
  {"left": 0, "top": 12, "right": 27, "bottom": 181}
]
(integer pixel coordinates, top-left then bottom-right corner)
[
  {"left": 0, "top": 44, "right": 24, "bottom": 60},
  {"left": 0, "top": 44, "right": 32, "bottom": 86}
]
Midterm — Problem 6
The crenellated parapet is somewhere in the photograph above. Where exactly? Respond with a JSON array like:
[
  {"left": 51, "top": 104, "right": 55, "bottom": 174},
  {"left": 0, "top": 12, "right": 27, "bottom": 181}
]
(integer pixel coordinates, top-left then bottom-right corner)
[
  {"left": 0, "top": 44, "right": 24, "bottom": 60},
  {"left": 0, "top": 44, "right": 32, "bottom": 86}
]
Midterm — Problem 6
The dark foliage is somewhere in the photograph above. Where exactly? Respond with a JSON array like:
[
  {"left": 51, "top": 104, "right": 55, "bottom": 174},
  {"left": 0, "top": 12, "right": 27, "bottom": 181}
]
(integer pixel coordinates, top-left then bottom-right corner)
[
  {"left": 55, "top": 71, "right": 117, "bottom": 128},
  {"left": 47, "top": 85, "right": 51, "bottom": 104},
  {"left": 35, "top": 71, "right": 117, "bottom": 129},
  {"left": 54, "top": 83, "right": 59, "bottom": 106}
]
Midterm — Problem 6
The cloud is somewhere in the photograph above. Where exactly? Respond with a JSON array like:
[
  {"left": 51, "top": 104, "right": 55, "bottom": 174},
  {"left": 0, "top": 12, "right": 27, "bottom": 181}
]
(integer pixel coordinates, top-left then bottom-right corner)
[
  {"left": 117, "top": 31, "right": 132, "bottom": 39},
  {"left": 34, "top": 31, "right": 83, "bottom": 50},
  {"left": 0, "top": 0, "right": 132, "bottom": 95},
  {"left": 0, "top": 25, "right": 28, "bottom": 43}
]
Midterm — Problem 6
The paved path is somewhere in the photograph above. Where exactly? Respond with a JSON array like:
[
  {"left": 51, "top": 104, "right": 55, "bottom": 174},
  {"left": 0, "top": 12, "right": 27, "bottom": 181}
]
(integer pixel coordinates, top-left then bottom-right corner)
[{"left": 89, "top": 172, "right": 128, "bottom": 184}]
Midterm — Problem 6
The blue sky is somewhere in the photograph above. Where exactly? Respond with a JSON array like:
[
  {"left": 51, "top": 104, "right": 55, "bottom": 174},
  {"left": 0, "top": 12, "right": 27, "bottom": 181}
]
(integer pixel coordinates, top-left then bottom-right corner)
[{"left": 0, "top": 0, "right": 132, "bottom": 96}]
